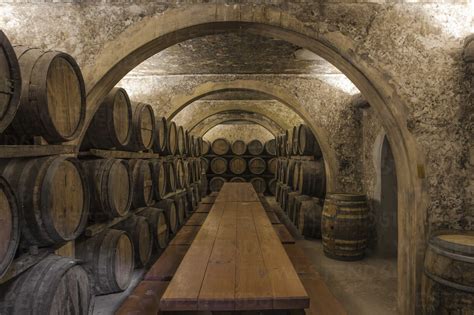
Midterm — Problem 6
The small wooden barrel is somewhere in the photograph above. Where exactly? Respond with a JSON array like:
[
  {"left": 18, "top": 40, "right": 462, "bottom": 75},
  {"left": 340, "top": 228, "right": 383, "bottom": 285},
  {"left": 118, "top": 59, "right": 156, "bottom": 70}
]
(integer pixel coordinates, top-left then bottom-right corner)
[
  {"left": 250, "top": 177, "right": 266, "bottom": 194},
  {"left": 76, "top": 229, "right": 134, "bottom": 295},
  {"left": 296, "top": 197, "right": 322, "bottom": 238},
  {"left": 268, "top": 178, "right": 277, "bottom": 196},
  {"left": 0, "top": 177, "right": 19, "bottom": 278},
  {"left": 127, "top": 102, "right": 155, "bottom": 151},
  {"left": 298, "top": 160, "right": 325, "bottom": 199},
  {"left": 137, "top": 207, "right": 169, "bottom": 252},
  {"left": 156, "top": 199, "right": 178, "bottom": 235},
  {"left": 82, "top": 158, "right": 131, "bottom": 220},
  {"left": 248, "top": 139, "right": 264, "bottom": 155},
  {"left": 154, "top": 117, "right": 167, "bottom": 154},
  {"left": 165, "top": 121, "right": 178, "bottom": 156},
  {"left": 267, "top": 158, "right": 277, "bottom": 175},
  {"left": 174, "top": 195, "right": 186, "bottom": 226},
  {"left": 264, "top": 139, "right": 277, "bottom": 156},
  {"left": 188, "top": 135, "right": 195, "bottom": 157},
  {"left": 182, "top": 160, "right": 191, "bottom": 188},
  {"left": 129, "top": 159, "right": 155, "bottom": 208},
  {"left": 230, "top": 177, "right": 246, "bottom": 183},
  {"left": 279, "top": 159, "right": 288, "bottom": 183},
  {"left": 85, "top": 87, "right": 132, "bottom": 149},
  {"left": 229, "top": 157, "right": 246, "bottom": 175},
  {"left": 10, "top": 46, "right": 85, "bottom": 143},
  {"left": 212, "top": 138, "right": 230, "bottom": 155},
  {"left": 202, "top": 140, "right": 211, "bottom": 155},
  {"left": 194, "top": 159, "right": 202, "bottom": 181},
  {"left": 209, "top": 177, "right": 227, "bottom": 192},
  {"left": 116, "top": 215, "right": 153, "bottom": 268},
  {"left": 279, "top": 134, "right": 288, "bottom": 157},
  {"left": 297, "top": 124, "right": 322, "bottom": 158},
  {"left": 0, "top": 156, "right": 89, "bottom": 246},
  {"left": 0, "top": 31, "right": 21, "bottom": 133},
  {"left": 422, "top": 231, "right": 474, "bottom": 314},
  {"left": 231, "top": 140, "right": 247, "bottom": 155},
  {"left": 151, "top": 159, "right": 167, "bottom": 201},
  {"left": 248, "top": 157, "right": 266, "bottom": 175},
  {"left": 321, "top": 193, "right": 369, "bottom": 261},
  {"left": 210, "top": 157, "right": 228, "bottom": 175},
  {"left": 177, "top": 126, "right": 186, "bottom": 156},
  {"left": 164, "top": 160, "right": 176, "bottom": 194},
  {"left": 0, "top": 254, "right": 92, "bottom": 314}
]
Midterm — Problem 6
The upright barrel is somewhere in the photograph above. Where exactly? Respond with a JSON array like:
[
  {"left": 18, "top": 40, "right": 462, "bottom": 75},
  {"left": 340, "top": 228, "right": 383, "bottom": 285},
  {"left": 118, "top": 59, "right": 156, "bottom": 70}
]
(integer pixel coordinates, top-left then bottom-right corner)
[
  {"left": 116, "top": 215, "right": 153, "bottom": 267},
  {"left": 154, "top": 117, "right": 167, "bottom": 154},
  {"left": 212, "top": 138, "right": 230, "bottom": 155},
  {"left": 248, "top": 157, "right": 266, "bottom": 175},
  {"left": 137, "top": 207, "right": 169, "bottom": 252},
  {"left": 209, "top": 177, "right": 227, "bottom": 192},
  {"left": 165, "top": 121, "right": 177, "bottom": 156},
  {"left": 210, "top": 157, "right": 227, "bottom": 175},
  {"left": 321, "top": 193, "right": 369, "bottom": 261},
  {"left": 297, "top": 124, "right": 322, "bottom": 158},
  {"left": 231, "top": 140, "right": 247, "bottom": 155},
  {"left": 250, "top": 177, "right": 266, "bottom": 194},
  {"left": 127, "top": 102, "right": 155, "bottom": 151},
  {"left": 0, "top": 177, "right": 19, "bottom": 278},
  {"left": 156, "top": 199, "right": 178, "bottom": 234},
  {"left": 248, "top": 139, "right": 264, "bottom": 155},
  {"left": 151, "top": 159, "right": 167, "bottom": 201},
  {"left": 129, "top": 159, "right": 154, "bottom": 208},
  {"left": 229, "top": 157, "right": 246, "bottom": 175},
  {"left": 264, "top": 139, "right": 277, "bottom": 156}
]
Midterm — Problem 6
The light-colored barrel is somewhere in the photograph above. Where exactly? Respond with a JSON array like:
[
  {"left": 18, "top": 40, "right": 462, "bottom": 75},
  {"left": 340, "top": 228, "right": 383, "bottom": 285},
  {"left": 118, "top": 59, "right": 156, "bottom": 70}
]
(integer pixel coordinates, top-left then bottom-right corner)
[
  {"left": 177, "top": 126, "right": 186, "bottom": 156},
  {"left": 211, "top": 138, "right": 230, "bottom": 155},
  {"left": 137, "top": 207, "right": 169, "bottom": 253},
  {"left": 116, "top": 215, "right": 153, "bottom": 268},
  {"left": 153, "top": 117, "right": 167, "bottom": 154},
  {"left": 156, "top": 199, "right": 178, "bottom": 235},
  {"left": 151, "top": 159, "right": 167, "bottom": 201},
  {"left": 126, "top": 102, "right": 155, "bottom": 151},
  {"left": 165, "top": 121, "right": 177, "bottom": 156},
  {"left": 247, "top": 139, "right": 264, "bottom": 155},
  {"left": 229, "top": 157, "right": 246, "bottom": 175},
  {"left": 231, "top": 140, "right": 247, "bottom": 155}
]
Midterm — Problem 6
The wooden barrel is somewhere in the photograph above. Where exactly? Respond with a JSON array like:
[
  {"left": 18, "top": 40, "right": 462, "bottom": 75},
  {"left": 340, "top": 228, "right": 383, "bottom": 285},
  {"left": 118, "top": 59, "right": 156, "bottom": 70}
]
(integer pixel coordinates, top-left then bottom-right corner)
[
  {"left": 321, "top": 193, "right": 369, "bottom": 261},
  {"left": 292, "top": 160, "right": 301, "bottom": 191},
  {"left": 196, "top": 137, "right": 204, "bottom": 156},
  {"left": 156, "top": 199, "right": 178, "bottom": 235},
  {"left": 229, "top": 157, "right": 246, "bottom": 175},
  {"left": 174, "top": 195, "right": 186, "bottom": 226},
  {"left": 76, "top": 229, "right": 134, "bottom": 295},
  {"left": 292, "top": 126, "right": 299, "bottom": 155},
  {"left": 174, "top": 159, "right": 185, "bottom": 189},
  {"left": 194, "top": 159, "right": 202, "bottom": 181},
  {"left": 285, "top": 129, "right": 292, "bottom": 157},
  {"left": 297, "top": 124, "right": 322, "bottom": 158},
  {"left": 85, "top": 87, "right": 131, "bottom": 149},
  {"left": 164, "top": 160, "right": 176, "bottom": 193},
  {"left": 137, "top": 207, "right": 169, "bottom": 252},
  {"left": 182, "top": 160, "right": 191, "bottom": 188},
  {"left": 129, "top": 159, "right": 154, "bottom": 208},
  {"left": 296, "top": 197, "right": 322, "bottom": 238},
  {"left": 265, "top": 139, "right": 277, "bottom": 156},
  {"left": 250, "top": 177, "right": 266, "bottom": 194},
  {"left": 0, "top": 254, "right": 92, "bottom": 314},
  {"left": 209, "top": 177, "right": 226, "bottom": 192},
  {"left": 151, "top": 159, "right": 167, "bottom": 201},
  {"left": 0, "top": 177, "right": 19, "bottom": 278},
  {"left": 211, "top": 138, "right": 230, "bottom": 155},
  {"left": 9, "top": 46, "right": 85, "bottom": 143},
  {"left": 165, "top": 121, "right": 177, "bottom": 156},
  {"left": 0, "top": 31, "right": 21, "bottom": 133},
  {"left": 154, "top": 117, "right": 167, "bottom": 154},
  {"left": 280, "top": 185, "right": 290, "bottom": 213},
  {"left": 285, "top": 159, "right": 297, "bottom": 188},
  {"left": 177, "top": 126, "right": 186, "bottom": 156},
  {"left": 267, "top": 158, "right": 277, "bottom": 175},
  {"left": 287, "top": 191, "right": 300, "bottom": 217},
  {"left": 422, "top": 231, "right": 474, "bottom": 314},
  {"left": 202, "top": 140, "right": 211, "bottom": 155},
  {"left": 268, "top": 178, "right": 277, "bottom": 196},
  {"left": 293, "top": 194, "right": 312, "bottom": 226},
  {"left": 186, "top": 186, "right": 198, "bottom": 211},
  {"left": 116, "top": 215, "right": 153, "bottom": 267},
  {"left": 231, "top": 140, "right": 247, "bottom": 155},
  {"left": 201, "top": 157, "right": 209, "bottom": 173},
  {"left": 0, "top": 156, "right": 89, "bottom": 246},
  {"left": 279, "top": 159, "right": 288, "bottom": 183},
  {"left": 210, "top": 157, "right": 227, "bottom": 175},
  {"left": 82, "top": 158, "right": 131, "bottom": 220},
  {"left": 248, "top": 139, "right": 264, "bottom": 155},
  {"left": 230, "top": 177, "right": 246, "bottom": 183},
  {"left": 248, "top": 157, "right": 266, "bottom": 175},
  {"left": 298, "top": 160, "right": 325, "bottom": 198},
  {"left": 275, "top": 182, "right": 282, "bottom": 202},
  {"left": 126, "top": 102, "right": 155, "bottom": 151},
  {"left": 192, "top": 182, "right": 202, "bottom": 202}
]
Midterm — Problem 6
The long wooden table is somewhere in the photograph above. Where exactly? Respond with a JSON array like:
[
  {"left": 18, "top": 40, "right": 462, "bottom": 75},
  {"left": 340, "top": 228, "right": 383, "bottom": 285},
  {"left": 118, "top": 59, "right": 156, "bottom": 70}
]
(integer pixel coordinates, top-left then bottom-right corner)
[{"left": 160, "top": 183, "right": 309, "bottom": 311}]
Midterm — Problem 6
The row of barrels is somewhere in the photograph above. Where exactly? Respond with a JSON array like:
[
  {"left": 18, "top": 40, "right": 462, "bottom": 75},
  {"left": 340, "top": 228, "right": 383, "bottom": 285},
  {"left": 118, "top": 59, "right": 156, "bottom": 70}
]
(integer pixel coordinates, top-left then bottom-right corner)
[
  {"left": 207, "top": 138, "right": 276, "bottom": 156},
  {"left": 209, "top": 176, "right": 276, "bottom": 195},
  {"left": 205, "top": 156, "right": 277, "bottom": 175},
  {"left": 275, "top": 158, "right": 325, "bottom": 199},
  {"left": 276, "top": 124, "right": 322, "bottom": 158}
]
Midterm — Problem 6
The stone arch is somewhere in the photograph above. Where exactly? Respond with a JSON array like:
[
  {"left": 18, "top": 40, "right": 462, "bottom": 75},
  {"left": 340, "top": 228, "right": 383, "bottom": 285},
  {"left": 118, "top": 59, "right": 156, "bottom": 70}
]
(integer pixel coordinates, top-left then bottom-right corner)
[{"left": 81, "top": 5, "right": 428, "bottom": 313}]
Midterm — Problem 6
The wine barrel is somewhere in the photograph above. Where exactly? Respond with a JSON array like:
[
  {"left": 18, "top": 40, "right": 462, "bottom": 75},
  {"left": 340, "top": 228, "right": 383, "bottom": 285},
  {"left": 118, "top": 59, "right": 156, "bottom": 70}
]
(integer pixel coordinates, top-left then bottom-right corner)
[
  {"left": 229, "top": 157, "right": 246, "bottom": 175},
  {"left": 156, "top": 199, "right": 178, "bottom": 234},
  {"left": 164, "top": 160, "right": 176, "bottom": 193},
  {"left": 248, "top": 139, "right": 264, "bottom": 155},
  {"left": 151, "top": 159, "right": 167, "bottom": 201},
  {"left": 422, "top": 231, "right": 474, "bottom": 315},
  {"left": 279, "top": 159, "right": 288, "bottom": 183},
  {"left": 265, "top": 139, "right": 277, "bottom": 156},
  {"left": 285, "top": 129, "right": 292, "bottom": 157},
  {"left": 230, "top": 177, "right": 246, "bottom": 183},
  {"left": 287, "top": 191, "right": 300, "bottom": 217},
  {"left": 174, "top": 159, "right": 185, "bottom": 189},
  {"left": 129, "top": 159, "right": 154, "bottom": 208},
  {"left": 248, "top": 157, "right": 266, "bottom": 175},
  {"left": 174, "top": 195, "right": 186, "bottom": 226},
  {"left": 137, "top": 207, "right": 169, "bottom": 252},
  {"left": 297, "top": 124, "right": 322, "bottom": 158},
  {"left": 85, "top": 87, "right": 131, "bottom": 149},
  {"left": 116, "top": 215, "right": 153, "bottom": 268},
  {"left": 196, "top": 137, "right": 204, "bottom": 156},
  {"left": 250, "top": 177, "right": 266, "bottom": 194},
  {"left": 0, "top": 177, "right": 19, "bottom": 278},
  {"left": 292, "top": 126, "right": 299, "bottom": 155},
  {"left": 76, "top": 229, "right": 134, "bottom": 295},
  {"left": 201, "top": 157, "right": 209, "bottom": 173},
  {"left": 231, "top": 140, "right": 247, "bottom": 155},
  {"left": 285, "top": 159, "right": 297, "bottom": 188},
  {"left": 292, "top": 160, "right": 301, "bottom": 191},
  {"left": 199, "top": 176, "right": 208, "bottom": 198},
  {"left": 9, "top": 46, "right": 85, "bottom": 143},
  {"left": 268, "top": 178, "right": 277, "bottom": 196},
  {"left": 0, "top": 156, "right": 89, "bottom": 246},
  {"left": 164, "top": 121, "right": 177, "bottom": 156},
  {"left": 127, "top": 102, "right": 155, "bottom": 151},
  {"left": 293, "top": 194, "right": 312, "bottom": 226},
  {"left": 321, "top": 193, "right": 369, "bottom": 261},
  {"left": 192, "top": 182, "right": 202, "bottom": 202},
  {"left": 212, "top": 138, "right": 230, "bottom": 155},
  {"left": 209, "top": 177, "right": 227, "bottom": 192},
  {"left": 210, "top": 157, "right": 227, "bottom": 175},
  {"left": 154, "top": 117, "right": 167, "bottom": 154},
  {"left": 82, "top": 158, "right": 132, "bottom": 220},
  {"left": 189, "top": 135, "right": 195, "bottom": 157},
  {"left": 184, "top": 130, "right": 190, "bottom": 156},
  {"left": 275, "top": 182, "right": 282, "bottom": 202},
  {"left": 296, "top": 197, "right": 322, "bottom": 238},
  {"left": 177, "top": 126, "right": 186, "bottom": 156},
  {"left": 182, "top": 160, "right": 191, "bottom": 188},
  {"left": 267, "top": 158, "right": 277, "bottom": 175},
  {"left": 0, "top": 31, "right": 21, "bottom": 133},
  {"left": 186, "top": 186, "right": 198, "bottom": 212},
  {"left": 202, "top": 140, "right": 211, "bottom": 155},
  {"left": 0, "top": 255, "right": 92, "bottom": 314},
  {"left": 194, "top": 159, "right": 202, "bottom": 181},
  {"left": 298, "top": 160, "right": 325, "bottom": 199}
]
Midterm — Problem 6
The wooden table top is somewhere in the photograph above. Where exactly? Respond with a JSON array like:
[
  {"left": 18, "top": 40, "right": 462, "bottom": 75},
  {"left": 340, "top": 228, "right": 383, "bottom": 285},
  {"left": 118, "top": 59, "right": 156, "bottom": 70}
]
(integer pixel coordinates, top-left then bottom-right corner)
[
  {"left": 214, "top": 182, "right": 260, "bottom": 202},
  {"left": 160, "top": 183, "right": 309, "bottom": 311}
]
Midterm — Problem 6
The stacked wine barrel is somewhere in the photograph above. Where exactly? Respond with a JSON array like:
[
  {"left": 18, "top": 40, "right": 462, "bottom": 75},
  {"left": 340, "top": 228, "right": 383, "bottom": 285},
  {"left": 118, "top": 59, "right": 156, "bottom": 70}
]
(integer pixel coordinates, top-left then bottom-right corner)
[{"left": 204, "top": 138, "right": 277, "bottom": 194}]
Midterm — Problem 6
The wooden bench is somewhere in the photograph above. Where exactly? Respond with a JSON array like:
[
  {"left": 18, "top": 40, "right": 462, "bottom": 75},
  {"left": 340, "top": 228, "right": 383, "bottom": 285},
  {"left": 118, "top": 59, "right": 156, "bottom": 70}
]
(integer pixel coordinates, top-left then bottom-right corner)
[{"left": 160, "top": 183, "right": 309, "bottom": 312}]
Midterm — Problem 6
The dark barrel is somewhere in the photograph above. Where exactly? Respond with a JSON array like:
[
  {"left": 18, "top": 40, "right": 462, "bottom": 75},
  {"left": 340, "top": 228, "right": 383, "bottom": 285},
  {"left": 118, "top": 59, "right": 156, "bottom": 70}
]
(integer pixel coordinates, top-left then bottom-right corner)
[
  {"left": 209, "top": 177, "right": 227, "bottom": 192},
  {"left": 153, "top": 117, "right": 167, "bottom": 154},
  {"left": 295, "top": 197, "right": 322, "bottom": 238},
  {"left": 297, "top": 124, "right": 322, "bottom": 158},
  {"left": 201, "top": 157, "right": 209, "bottom": 173},
  {"left": 292, "top": 160, "right": 301, "bottom": 191},
  {"left": 126, "top": 102, "right": 155, "bottom": 151},
  {"left": 268, "top": 178, "right": 277, "bottom": 196},
  {"left": 229, "top": 157, "right": 246, "bottom": 175},
  {"left": 267, "top": 158, "right": 277, "bottom": 175},
  {"left": 298, "top": 160, "right": 325, "bottom": 199},
  {"left": 212, "top": 138, "right": 230, "bottom": 155},
  {"left": 137, "top": 207, "right": 169, "bottom": 253},
  {"left": 116, "top": 215, "right": 153, "bottom": 267},
  {"left": 250, "top": 177, "right": 266, "bottom": 194},
  {"left": 156, "top": 199, "right": 178, "bottom": 235},
  {"left": 231, "top": 140, "right": 247, "bottom": 155},
  {"left": 151, "top": 159, "right": 167, "bottom": 201},
  {"left": 0, "top": 177, "right": 19, "bottom": 278},
  {"left": 265, "top": 139, "right": 277, "bottom": 156},
  {"left": 129, "top": 159, "right": 155, "bottom": 208},
  {"left": 285, "top": 129, "right": 292, "bottom": 157},
  {"left": 174, "top": 158, "right": 185, "bottom": 189},
  {"left": 174, "top": 195, "right": 186, "bottom": 226},
  {"left": 248, "top": 139, "right": 264, "bottom": 155},
  {"left": 210, "top": 157, "right": 228, "bottom": 175},
  {"left": 164, "top": 160, "right": 176, "bottom": 194},
  {"left": 248, "top": 157, "right": 266, "bottom": 175},
  {"left": 202, "top": 140, "right": 211, "bottom": 155}
]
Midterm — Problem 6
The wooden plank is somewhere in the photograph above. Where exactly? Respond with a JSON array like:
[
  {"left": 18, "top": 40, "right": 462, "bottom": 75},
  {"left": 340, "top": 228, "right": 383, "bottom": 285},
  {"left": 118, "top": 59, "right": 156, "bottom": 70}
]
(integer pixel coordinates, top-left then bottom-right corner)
[
  {"left": 0, "top": 145, "right": 75, "bottom": 158},
  {"left": 196, "top": 203, "right": 213, "bottom": 213},
  {"left": 201, "top": 196, "right": 216, "bottom": 204},
  {"left": 116, "top": 281, "right": 169, "bottom": 315},
  {"left": 185, "top": 213, "right": 208, "bottom": 226},
  {"left": 145, "top": 245, "right": 190, "bottom": 281},
  {"left": 301, "top": 277, "right": 347, "bottom": 315},
  {"left": 273, "top": 224, "right": 295, "bottom": 244},
  {"left": 79, "top": 148, "right": 160, "bottom": 159},
  {"left": 85, "top": 213, "right": 132, "bottom": 237},
  {"left": 215, "top": 183, "right": 259, "bottom": 202},
  {"left": 266, "top": 211, "right": 281, "bottom": 224},
  {"left": 0, "top": 249, "right": 51, "bottom": 284},
  {"left": 169, "top": 225, "right": 200, "bottom": 246},
  {"left": 284, "top": 244, "right": 316, "bottom": 276}
]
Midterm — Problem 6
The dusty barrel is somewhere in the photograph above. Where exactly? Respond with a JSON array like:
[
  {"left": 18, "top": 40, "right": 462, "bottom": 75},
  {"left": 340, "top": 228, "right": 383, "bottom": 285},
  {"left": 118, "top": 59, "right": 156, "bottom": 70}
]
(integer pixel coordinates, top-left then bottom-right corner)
[
  {"left": 129, "top": 159, "right": 154, "bottom": 208},
  {"left": 85, "top": 87, "right": 132, "bottom": 149},
  {"left": 248, "top": 139, "right": 264, "bottom": 155},
  {"left": 0, "top": 177, "right": 19, "bottom": 278},
  {"left": 153, "top": 117, "right": 167, "bottom": 154},
  {"left": 321, "top": 193, "right": 369, "bottom": 261},
  {"left": 279, "top": 134, "right": 288, "bottom": 157},
  {"left": 76, "top": 229, "right": 134, "bottom": 295},
  {"left": 156, "top": 199, "right": 178, "bottom": 234},
  {"left": 174, "top": 195, "right": 186, "bottom": 226},
  {"left": 209, "top": 177, "right": 227, "bottom": 192},
  {"left": 0, "top": 31, "right": 21, "bottom": 133},
  {"left": 230, "top": 177, "right": 246, "bottom": 183},
  {"left": 296, "top": 197, "right": 322, "bottom": 238},
  {"left": 298, "top": 160, "right": 326, "bottom": 199},
  {"left": 279, "top": 185, "right": 291, "bottom": 212},
  {"left": 0, "top": 156, "right": 89, "bottom": 246},
  {"left": 0, "top": 255, "right": 92, "bottom": 314},
  {"left": 177, "top": 126, "right": 186, "bottom": 156},
  {"left": 275, "top": 182, "right": 282, "bottom": 202},
  {"left": 267, "top": 158, "right": 278, "bottom": 175},
  {"left": 212, "top": 138, "right": 230, "bottom": 155},
  {"left": 116, "top": 215, "right": 153, "bottom": 268},
  {"left": 194, "top": 159, "right": 202, "bottom": 181},
  {"left": 279, "top": 159, "right": 288, "bottom": 183},
  {"left": 127, "top": 102, "right": 155, "bottom": 151},
  {"left": 248, "top": 157, "right": 266, "bottom": 175},
  {"left": 250, "top": 177, "right": 266, "bottom": 194},
  {"left": 422, "top": 231, "right": 474, "bottom": 314},
  {"left": 182, "top": 160, "right": 191, "bottom": 188},
  {"left": 210, "top": 157, "right": 228, "bottom": 175},
  {"left": 9, "top": 46, "right": 85, "bottom": 143},
  {"left": 231, "top": 140, "right": 247, "bottom": 155},
  {"left": 297, "top": 124, "right": 322, "bottom": 158},
  {"left": 202, "top": 140, "right": 211, "bottom": 155},
  {"left": 229, "top": 157, "right": 246, "bottom": 175},
  {"left": 264, "top": 139, "right": 277, "bottom": 156},
  {"left": 151, "top": 159, "right": 167, "bottom": 201},
  {"left": 137, "top": 207, "right": 169, "bottom": 252},
  {"left": 268, "top": 178, "right": 277, "bottom": 196},
  {"left": 165, "top": 121, "right": 178, "bottom": 156},
  {"left": 164, "top": 160, "right": 176, "bottom": 193},
  {"left": 82, "top": 158, "right": 132, "bottom": 220}
]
